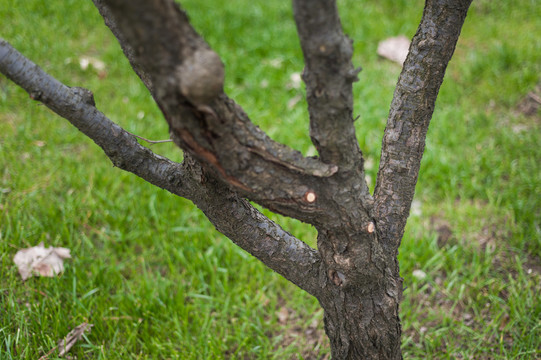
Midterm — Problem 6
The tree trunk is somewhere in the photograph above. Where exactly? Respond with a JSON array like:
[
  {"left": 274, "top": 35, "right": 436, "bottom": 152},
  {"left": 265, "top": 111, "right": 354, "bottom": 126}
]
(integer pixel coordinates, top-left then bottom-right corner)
[
  {"left": 0, "top": 0, "right": 474, "bottom": 358},
  {"left": 322, "top": 287, "right": 402, "bottom": 359},
  {"left": 314, "top": 224, "right": 403, "bottom": 359},
  {"left": 319, "top": 259, "right": 402, "bottom": 358}
]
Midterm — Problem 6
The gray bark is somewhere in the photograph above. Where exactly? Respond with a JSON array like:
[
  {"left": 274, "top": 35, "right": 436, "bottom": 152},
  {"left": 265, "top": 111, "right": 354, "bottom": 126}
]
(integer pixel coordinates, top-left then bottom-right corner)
[
  {"left": 0, "top": 41, "right": 321, "bottom": 297},
  {"left": 375, "top": 0, "right": 474, "bottom": 256},
  {"left": 0, "top": 0, "right": 473, "bottom": 358}
]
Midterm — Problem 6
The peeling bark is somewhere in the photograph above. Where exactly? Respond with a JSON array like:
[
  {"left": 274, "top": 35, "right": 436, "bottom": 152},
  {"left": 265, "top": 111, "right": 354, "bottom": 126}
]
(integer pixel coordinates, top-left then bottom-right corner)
[{"left": 92, "top": 0, "right": 339, "bottom": 225}]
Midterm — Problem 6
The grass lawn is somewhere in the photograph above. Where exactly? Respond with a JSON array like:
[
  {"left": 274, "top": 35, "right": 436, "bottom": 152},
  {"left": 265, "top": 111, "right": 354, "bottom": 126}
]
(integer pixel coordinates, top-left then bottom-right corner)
[{"left": 1, "top": 0, "right": 540, "bottom": 358}]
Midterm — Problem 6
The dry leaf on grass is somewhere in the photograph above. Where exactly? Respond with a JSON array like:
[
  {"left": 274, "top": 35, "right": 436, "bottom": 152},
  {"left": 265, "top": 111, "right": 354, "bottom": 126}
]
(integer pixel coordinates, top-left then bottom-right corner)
[
  {"left": 377, "top": 35, "right": 411, "bottom": 65},
  {"left": 38, "top": 322, "right": 93, "bottom": 360},
  {"left": 13, "top": 242, "right": 71, "bottom": 280}
]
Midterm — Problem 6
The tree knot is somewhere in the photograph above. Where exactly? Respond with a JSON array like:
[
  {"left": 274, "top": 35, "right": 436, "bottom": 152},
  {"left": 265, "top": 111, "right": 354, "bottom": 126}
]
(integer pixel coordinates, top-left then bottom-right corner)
[{"left": 176, "top": 47, "right": 225, "bottom": 106}]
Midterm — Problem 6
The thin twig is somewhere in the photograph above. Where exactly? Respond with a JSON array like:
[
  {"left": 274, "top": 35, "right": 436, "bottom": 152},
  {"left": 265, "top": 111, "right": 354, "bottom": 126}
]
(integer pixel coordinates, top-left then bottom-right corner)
[
  {"left": 37, "top": 345, "right": 57, "bottom": 360},
  {"left": 125, "top": 129, "right": 173, "bottom": 144}
]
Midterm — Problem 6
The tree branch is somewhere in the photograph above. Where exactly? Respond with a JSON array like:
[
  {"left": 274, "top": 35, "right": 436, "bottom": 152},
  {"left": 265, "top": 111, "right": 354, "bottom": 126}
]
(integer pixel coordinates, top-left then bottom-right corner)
[
  {"left": 292, "top": 0, "right": 363, "bottom": 169},
  {"left": 93, "top": 0, "right": 340, "bottom": 224},
  {"left": 374, "top": 0, "right": 473, "bottom": 251},
  {"left": 0, "top": 39, "right": 322, "bottom": 297}
]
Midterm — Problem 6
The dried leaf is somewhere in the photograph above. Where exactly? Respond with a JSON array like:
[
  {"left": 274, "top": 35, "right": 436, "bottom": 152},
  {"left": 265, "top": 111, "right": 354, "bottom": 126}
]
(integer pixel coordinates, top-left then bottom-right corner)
[
  {"left": 377, "top": 35, "right": 410, "bottom": 65},
  {"left": 13, "top": 243, "right": 71, "bottom": 281},
  {"left": 58, "top": 323, "right": 93, "bottom": 356},
  {"left": 38, "top": 323, "right": 93, "bottom": 360}
]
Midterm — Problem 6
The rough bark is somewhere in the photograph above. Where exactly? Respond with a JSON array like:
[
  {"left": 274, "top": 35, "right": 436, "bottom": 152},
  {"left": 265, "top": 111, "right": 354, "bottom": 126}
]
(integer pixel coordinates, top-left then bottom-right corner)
[
  {"left": 92, "top": 0, "right": 340, "bottom": 225},
  {"left": 374, "top": 0, "right": 474, "bottom": 255},
  {"left": 0, "top": 0, "right": 473, "bottom": 358},
  {"left": 0, "top": 40, "right": 321, "bottom": 297},
  {"left": 292, "top": 0, "right": 363, "bottom": 169}
]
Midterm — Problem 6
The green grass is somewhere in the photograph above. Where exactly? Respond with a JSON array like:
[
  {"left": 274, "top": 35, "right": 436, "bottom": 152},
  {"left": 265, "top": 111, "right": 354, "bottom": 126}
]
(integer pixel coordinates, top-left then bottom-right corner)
[{"left": 1, "top": 0, "right": 540, "bottom": 359}]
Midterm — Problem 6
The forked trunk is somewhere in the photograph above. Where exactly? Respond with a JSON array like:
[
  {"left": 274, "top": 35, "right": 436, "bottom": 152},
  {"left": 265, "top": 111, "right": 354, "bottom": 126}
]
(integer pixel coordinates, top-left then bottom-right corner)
[{"left": 0, "top": 0, "right": 474, "bottom": 358}]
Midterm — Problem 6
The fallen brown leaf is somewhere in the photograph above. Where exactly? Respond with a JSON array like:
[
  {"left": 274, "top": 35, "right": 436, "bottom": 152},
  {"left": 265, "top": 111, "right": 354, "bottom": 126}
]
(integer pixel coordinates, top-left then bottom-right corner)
[
  {"left": 13, "top": 243, "right": 71, "bottom": 280},
  {"left": 377, "top": 35, "right": 410, "bottom": 65}
]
